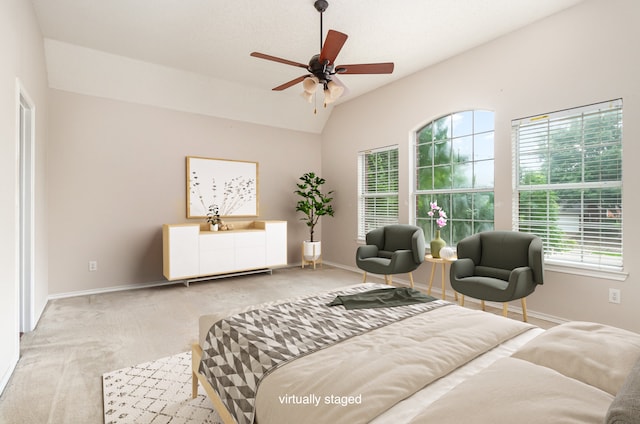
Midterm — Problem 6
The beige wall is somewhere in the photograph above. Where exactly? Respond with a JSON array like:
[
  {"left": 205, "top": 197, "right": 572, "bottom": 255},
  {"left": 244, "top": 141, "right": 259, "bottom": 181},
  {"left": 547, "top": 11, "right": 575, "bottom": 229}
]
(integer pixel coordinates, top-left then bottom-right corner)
[
  {"left": 47, "top": 90, "right": 321, "bottom": 295},
  {"left": 0, "top": 0, "right": 49, "bottom": 393},
  {"left": 321, "top": 0, "right": 640, "bottom": 332}
]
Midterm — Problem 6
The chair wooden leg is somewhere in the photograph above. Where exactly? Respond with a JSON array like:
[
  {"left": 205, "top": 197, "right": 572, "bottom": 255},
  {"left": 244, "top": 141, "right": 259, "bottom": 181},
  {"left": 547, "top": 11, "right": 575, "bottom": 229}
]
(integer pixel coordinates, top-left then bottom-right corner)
[
  {"left": 362, "top": 272, "right": 367, "bottom": 283},
  {"left": 387, "top": 275, "right": 392, "bottom": 285},
  {"left": 408, "top": 272, "right": 414, "bottom": 289},
  {"left": 481, "top": 300, "right": 485, "bottom": 311},
  {"left": 459, "top": 294, "right": 465, "bottom": 306},
  {"left": 502, "top": 303, "right": 509, "bottom": 317},
  {"left": 521, "top": 298, "right": 528, "bottom": 322}
]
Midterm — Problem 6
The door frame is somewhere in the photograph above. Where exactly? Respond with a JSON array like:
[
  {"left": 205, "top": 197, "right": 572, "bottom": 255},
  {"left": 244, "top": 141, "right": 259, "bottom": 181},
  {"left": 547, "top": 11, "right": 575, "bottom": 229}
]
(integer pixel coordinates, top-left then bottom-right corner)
[{"left": 16, "top": 79, "right": 36, "bottom": 333}]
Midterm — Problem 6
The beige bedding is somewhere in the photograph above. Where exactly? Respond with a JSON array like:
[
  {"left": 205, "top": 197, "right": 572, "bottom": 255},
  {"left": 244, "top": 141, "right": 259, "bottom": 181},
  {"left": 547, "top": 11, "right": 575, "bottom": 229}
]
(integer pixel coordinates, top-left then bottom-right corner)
[
  {"left": 199, "top": 289, "right": 533, "bottom": 424},
  {"left": 254, "top": 305, "right": 532, "bottom": 424},
  {"left": 196, "top": 286, "right": 640, "bottom": 424},
  {"left": 512, "top": 321, "right": 640, "bottom": 395},
  {"left": 408, "top": 321, "right": 640, "bottom": 424},
  {"left": 409, "top": 357, "right": 615, "bottom": 424}
]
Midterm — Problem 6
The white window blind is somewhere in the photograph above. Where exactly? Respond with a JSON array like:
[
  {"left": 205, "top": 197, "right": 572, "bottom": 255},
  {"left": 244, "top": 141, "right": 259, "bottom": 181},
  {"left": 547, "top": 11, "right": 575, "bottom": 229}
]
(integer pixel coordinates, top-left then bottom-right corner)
[
  {"left": 358, "top": 146, "right": 399, "bottom": 239},
  {"left": 513, "top": 99, "right": 623, "bottom": 269}
]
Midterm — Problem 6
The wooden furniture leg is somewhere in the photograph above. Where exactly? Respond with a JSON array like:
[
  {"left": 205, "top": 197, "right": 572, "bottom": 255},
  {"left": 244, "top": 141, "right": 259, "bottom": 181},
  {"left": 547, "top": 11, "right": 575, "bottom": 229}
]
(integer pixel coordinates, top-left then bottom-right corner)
[
  {"left": 459, "top": 294, "right": 465, "bottom": 306},
  {"left": 440, "top": 263, "right": 446, "bottom": 300},
  {"left": 192, "top": 369, "right": 198, "bottom": 399},
  {"left": 362, "top": 272, "right": 367, "bottom": 283},
  {"left": 521, "top": 298, "right": 528, "bottom": 322},
  {"left": 427, "top": 263, "right": 436, "bottom": 295},
  {"left": 502, "top": 302, "right": 509, "bottom": 317},
  {"left": 408, "top": 272, "right": 415, "bottom": 289},
  {"left": 481, "top": 300, "right": 486, "bottom": 311}
]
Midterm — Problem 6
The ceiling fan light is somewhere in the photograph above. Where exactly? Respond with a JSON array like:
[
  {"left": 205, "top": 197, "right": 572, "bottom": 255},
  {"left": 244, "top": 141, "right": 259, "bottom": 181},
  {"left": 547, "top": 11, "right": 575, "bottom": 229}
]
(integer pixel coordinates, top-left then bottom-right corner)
[
  {"left": 301, "top": 91, "right": 314, "bottom": 103},
  {"left": 323, "top": 89, "right": 337, "bottom": 105},
  {"left": 302, "top": 76, "right": 319, "bottom": 93},
  {"left": 327, "top": 80, "right": 344, "bottom": 99}
]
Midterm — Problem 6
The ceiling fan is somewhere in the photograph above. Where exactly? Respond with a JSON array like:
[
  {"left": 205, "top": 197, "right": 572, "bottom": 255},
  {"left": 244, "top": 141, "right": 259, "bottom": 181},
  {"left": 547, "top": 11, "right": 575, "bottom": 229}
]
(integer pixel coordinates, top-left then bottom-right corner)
[{"left": 250, "top": 0, "right": 394, "bottom": 110}]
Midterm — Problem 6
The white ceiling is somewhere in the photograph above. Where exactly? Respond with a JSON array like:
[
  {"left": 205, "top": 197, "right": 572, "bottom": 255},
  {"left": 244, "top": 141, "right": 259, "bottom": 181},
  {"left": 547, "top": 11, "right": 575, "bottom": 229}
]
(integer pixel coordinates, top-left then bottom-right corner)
[{"left": 32, "top": 0, "right": 583, "bottom": 133}]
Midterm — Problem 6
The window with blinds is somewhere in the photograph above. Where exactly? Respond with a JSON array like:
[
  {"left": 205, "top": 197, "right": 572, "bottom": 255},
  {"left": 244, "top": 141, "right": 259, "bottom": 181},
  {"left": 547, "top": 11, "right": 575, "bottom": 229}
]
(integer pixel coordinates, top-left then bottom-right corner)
[
  {"left": 357, "top": 146, "right": 399, "bottom": 240},
  {"left": 513, "top": 99, "right": 623, "bottom": 270}
]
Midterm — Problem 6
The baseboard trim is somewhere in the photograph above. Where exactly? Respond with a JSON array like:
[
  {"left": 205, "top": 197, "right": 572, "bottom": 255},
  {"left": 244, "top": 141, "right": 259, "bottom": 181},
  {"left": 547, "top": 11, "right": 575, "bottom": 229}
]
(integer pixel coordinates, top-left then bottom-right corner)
[
  {"left": 46, "top": 267, "right": 295, "bottom": 300},
  {"left": 0, "top": 352, "right": 19, "bottom": 396},
  {"left": 47, "top": 279, "right": 177, "bottom": 300}
]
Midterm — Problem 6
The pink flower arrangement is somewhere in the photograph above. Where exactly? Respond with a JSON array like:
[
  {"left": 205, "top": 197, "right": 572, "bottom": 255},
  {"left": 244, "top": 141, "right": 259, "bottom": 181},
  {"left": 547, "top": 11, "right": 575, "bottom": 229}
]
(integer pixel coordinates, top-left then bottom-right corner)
[{"left": 428, "top": 201, "right": 448, "bottom": 228}]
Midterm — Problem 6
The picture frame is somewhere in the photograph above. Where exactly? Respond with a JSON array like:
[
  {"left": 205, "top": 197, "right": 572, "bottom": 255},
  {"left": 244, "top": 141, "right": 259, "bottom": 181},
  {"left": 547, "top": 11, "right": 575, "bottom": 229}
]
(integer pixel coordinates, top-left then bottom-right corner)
[{"left": 186, "top": 156, "right": 259, "bottom": 218}]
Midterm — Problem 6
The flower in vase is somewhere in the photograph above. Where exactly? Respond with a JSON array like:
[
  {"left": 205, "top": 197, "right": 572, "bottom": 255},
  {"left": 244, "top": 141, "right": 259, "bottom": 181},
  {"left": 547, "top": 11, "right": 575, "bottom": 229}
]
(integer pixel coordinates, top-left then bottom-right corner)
[{"left": 428, "top": 201, "right": 448, "bottom": 228}]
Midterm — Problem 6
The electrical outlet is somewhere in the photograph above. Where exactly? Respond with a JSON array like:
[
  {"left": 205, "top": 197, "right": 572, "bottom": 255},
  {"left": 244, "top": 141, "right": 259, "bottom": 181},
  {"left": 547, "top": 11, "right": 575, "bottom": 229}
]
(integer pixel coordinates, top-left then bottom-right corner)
[
  {"left": 609, "top": 288, "right": 621, "bottom": 304},
  {"left": 89, "top": 260, "right": 98, "bottom": 272}
]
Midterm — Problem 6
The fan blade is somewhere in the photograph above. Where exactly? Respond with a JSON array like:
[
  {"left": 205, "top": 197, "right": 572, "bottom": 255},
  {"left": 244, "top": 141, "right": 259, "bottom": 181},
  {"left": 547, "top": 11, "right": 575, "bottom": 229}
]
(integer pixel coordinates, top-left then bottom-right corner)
[
  {"left": 319, "top": 30, "right": 348, "bottom": 64},
  {"left": 337, "top": 62, "right": 394, "bottom": 74},
  {"left": 250, "top": 52, "right": 308, "bottom": 69},
  {"left": 272, "top": 75, "right": 309, "bottom": 91}
]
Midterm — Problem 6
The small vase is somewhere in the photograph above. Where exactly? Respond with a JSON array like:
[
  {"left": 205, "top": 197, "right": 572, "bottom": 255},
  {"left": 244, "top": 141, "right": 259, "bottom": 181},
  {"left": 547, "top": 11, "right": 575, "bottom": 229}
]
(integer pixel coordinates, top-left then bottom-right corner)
[
  {"left": 210, "top": 223, "right": 219, "bottom": 231},
  {"left": 430, "top": 229, "right": 446, "bottom": 258}
]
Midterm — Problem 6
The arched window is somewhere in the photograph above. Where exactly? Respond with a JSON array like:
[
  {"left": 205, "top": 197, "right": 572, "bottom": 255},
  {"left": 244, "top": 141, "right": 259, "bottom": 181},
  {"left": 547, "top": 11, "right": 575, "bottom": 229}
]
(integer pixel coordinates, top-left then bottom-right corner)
[{"left": 413, "top": 110, "right": 495, "bottom": 246}]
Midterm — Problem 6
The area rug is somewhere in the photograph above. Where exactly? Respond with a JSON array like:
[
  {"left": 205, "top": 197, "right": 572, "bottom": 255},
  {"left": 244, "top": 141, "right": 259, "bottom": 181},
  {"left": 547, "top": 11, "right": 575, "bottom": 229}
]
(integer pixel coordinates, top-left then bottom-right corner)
[{"left": 102, "top": 351, "right": 222, "bottom": 424}]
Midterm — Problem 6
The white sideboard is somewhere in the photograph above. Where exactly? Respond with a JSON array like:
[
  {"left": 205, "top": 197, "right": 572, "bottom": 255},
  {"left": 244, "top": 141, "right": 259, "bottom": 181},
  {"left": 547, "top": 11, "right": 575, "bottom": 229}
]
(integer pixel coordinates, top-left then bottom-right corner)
[{"left": 162, "top": 220, "right": 287, "bottom": 281}]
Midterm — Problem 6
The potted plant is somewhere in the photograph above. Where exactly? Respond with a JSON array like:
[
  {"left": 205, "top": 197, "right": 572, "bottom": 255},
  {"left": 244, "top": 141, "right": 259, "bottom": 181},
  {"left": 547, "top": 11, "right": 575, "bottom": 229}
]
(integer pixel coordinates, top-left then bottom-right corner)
[
  {"left": 206, "top": 204, "right": 221, "bottom": 231},
  {"left": 295, "top": 172, "right": 335, "bottom": 261}
]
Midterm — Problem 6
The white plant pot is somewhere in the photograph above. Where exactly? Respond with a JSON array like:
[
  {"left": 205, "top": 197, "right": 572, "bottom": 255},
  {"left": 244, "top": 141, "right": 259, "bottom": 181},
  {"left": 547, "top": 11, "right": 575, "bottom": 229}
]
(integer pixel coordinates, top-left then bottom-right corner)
[
  {"left": 210, "top": 224, "right": 219, "bottom": 231},
  {"left": 303, "top": 240, "right": 322, "bottom": 261}
]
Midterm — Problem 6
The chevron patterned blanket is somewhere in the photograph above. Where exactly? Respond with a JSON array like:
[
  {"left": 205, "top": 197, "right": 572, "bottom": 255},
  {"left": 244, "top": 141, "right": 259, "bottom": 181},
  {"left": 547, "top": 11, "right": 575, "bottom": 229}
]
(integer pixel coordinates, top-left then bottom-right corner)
[{"left": 198, "top": 284, "right": 449, "bottom": 424}]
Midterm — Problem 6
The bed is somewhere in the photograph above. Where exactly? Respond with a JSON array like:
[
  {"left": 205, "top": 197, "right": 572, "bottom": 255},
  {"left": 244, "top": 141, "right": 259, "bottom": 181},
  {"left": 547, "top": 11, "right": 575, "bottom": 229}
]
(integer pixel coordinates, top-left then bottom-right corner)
[{"left": 191, "top": 283, "right": 640, "bottom": 424}]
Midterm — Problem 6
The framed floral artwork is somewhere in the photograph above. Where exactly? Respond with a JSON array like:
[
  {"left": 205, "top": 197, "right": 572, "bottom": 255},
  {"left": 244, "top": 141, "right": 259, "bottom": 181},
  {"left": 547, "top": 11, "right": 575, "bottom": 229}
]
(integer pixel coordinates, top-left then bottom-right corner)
[{"left": 186, "top": 156, "right": 258, "bottom": 218}]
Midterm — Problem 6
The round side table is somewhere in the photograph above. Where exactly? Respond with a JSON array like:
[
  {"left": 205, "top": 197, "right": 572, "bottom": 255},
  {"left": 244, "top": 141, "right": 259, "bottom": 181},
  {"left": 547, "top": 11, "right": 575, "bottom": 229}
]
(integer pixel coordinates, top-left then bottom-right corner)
[{"left": 424, "top": 254, "right": 458, "bottom": 301}]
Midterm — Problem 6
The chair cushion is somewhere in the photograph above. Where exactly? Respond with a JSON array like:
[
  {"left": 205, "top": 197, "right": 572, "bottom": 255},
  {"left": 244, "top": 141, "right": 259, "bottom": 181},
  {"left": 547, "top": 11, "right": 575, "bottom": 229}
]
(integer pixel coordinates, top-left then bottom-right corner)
[
  {"left": 479, "top": 231, "right": 533, "bottom": 270},
  {"left": 451, "top": 276, "right": 510, "bottom": 301},
  {"left": 378, "top": 250, "right": 394, "bottom": 259},
  {"left": 475, "top": 265, "right": 511, "bottom": 281},
  {"left": 383, "top": 225, "right": 421, "bottom": 252},
  {"left": 357, "top": 257, "right": 392, "bottom": 274}
]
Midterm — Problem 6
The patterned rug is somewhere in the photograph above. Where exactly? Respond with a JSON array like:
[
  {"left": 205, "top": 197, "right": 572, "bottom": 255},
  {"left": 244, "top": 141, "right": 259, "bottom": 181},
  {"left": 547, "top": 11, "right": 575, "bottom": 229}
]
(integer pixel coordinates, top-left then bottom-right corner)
[{"left": 102, "top": 351, "right": 222, "bottom": 424}]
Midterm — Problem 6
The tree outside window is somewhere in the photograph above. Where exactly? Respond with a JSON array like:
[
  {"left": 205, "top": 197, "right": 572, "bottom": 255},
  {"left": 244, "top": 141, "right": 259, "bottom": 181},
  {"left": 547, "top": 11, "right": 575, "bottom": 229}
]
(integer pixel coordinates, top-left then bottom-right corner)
[{"left": 414, "top": 110, "right": 495, "bottom": 245}]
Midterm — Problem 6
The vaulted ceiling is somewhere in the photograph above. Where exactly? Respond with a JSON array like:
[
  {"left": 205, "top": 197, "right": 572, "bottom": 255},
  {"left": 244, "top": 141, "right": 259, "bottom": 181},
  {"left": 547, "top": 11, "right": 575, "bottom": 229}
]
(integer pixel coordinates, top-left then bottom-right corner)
[{"left": 32, "top": 0, "right": 583, "bottom": 133}]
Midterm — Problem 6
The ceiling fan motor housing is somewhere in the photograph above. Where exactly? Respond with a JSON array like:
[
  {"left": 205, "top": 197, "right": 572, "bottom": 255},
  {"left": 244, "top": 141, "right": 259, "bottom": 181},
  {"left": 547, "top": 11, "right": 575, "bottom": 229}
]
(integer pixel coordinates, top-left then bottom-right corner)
[
  {"left": 308, "top": 54, "right": 334, "bottom": 85},
  {"left": 249, "top": 0, "right": 393, "bottom": 93}
]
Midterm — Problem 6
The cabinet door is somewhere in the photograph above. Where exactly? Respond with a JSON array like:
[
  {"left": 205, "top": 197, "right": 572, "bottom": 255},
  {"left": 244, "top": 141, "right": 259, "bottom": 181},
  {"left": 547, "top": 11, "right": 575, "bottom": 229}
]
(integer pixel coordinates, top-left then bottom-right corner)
[
  {"left": 265, "top": 222, "right": 287, "bottom": 266},
  {"left": 163, "top": 225, "right": 199, "bottom": 280},
  {"left": 235, "top": 231, "right": 266, "bottom": 270},
  {"left": 199, "top": 233, "right": 235, "bottom": 275}
]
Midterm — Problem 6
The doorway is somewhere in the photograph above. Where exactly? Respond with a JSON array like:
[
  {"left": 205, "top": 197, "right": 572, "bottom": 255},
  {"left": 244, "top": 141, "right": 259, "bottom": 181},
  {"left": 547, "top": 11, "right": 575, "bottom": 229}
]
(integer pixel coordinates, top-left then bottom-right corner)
[{"left": 18, "top": 85, "right": 35, "bottom": 333}]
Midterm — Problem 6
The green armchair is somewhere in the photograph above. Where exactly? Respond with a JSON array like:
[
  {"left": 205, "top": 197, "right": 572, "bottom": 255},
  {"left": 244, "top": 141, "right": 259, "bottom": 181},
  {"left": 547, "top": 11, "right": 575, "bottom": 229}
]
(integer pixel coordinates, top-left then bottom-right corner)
[
  {"left": 450, "top": 231, "right": 544, "bottom": 322},
  {"left": 356, "top": 225, "right": 426, "bottom": 288}
]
